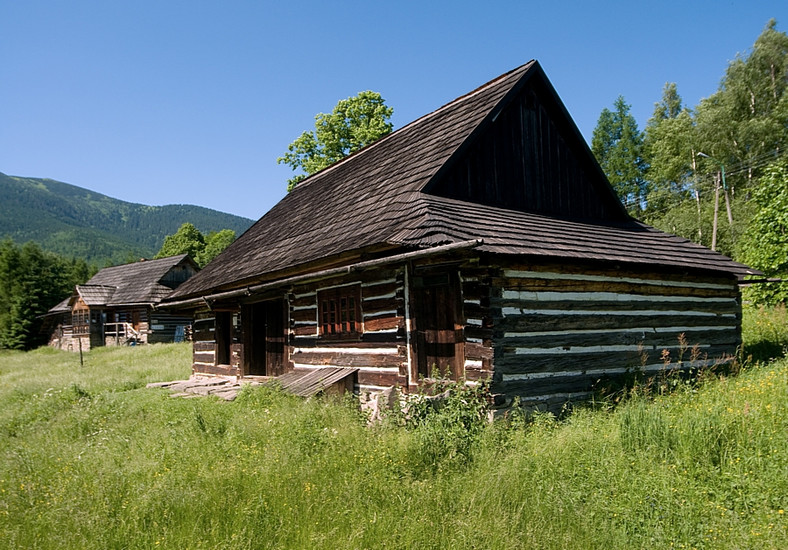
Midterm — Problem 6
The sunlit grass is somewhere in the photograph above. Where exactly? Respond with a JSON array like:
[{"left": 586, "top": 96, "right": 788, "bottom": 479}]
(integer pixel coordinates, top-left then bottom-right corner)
[{"left": 1, "top": 315, "right": 786, "bottom": 548}]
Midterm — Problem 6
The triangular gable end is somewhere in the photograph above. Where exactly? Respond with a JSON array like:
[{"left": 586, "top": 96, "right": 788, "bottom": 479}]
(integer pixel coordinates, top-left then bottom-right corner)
[
  {"left": 424, "top": 61, "right": 629, "bottom": 222},
  {"left": 158, "top": 255, "right": 200, "bottom": 290}
]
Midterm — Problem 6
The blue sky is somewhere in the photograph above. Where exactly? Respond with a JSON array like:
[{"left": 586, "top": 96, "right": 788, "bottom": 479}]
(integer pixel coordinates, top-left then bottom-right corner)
[{"left": 2, "top": 1, "right": 786, "bottom": 221}]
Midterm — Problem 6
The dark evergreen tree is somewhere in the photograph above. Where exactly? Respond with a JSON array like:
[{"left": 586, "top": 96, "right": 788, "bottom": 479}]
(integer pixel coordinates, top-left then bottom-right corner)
[
  {"left": 0, "top": 240, "right": 91, "bottom": 350},
  {"left": 591, "top": 96, "right": 649, "bottom": 215}
]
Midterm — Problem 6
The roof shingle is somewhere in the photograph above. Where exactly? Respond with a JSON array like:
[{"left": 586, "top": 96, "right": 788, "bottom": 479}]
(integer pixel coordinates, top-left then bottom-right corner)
[
  {"left": 60, "top": 254, "right": 196, "bottom": 309},
  {"left": 169, "top": 61, "right": 754, "bottom": 301}
]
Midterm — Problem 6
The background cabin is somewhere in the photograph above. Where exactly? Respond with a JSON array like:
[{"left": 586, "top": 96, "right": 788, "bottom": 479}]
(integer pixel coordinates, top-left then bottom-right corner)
[
  {"left": 48, "top": 254, "right": 198, "bottom": 351},
  {"left": 162, "top": 61, "right": 756, "bottom": 410}
]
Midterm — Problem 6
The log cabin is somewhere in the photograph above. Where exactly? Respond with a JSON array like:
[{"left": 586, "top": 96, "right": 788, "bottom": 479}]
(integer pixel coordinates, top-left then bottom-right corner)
[
  {"left": 47, "top": 254, "right": 197, "bottom": 351},
  {"left": 162, "top": 61, "right": 756, "bottom": 410}
]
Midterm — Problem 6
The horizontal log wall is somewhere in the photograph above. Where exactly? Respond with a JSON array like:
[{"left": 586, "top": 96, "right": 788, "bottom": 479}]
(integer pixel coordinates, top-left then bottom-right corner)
[
  {"left": 288, "top": 267, "right": 408, "bottom": 393},
  {"left": 192, "top": 340, "right": 239, "bottom": 377},
  {"left": 490, "top": 264, "right": 741, "bottom": 408},
  {"left": 147, "top": 313, "right": 193, "bottom": 344},
  {"left": 191, "top": 313, "right": 238, "bottom": 377},
  {"left": 459, "top": 266, "right": 494, "bottom": 382}
]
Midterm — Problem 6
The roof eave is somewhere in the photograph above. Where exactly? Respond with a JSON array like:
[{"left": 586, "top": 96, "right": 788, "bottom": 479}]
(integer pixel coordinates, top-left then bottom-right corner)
[{"left": 161, "top": 239, "right": 483, "bottom": 310}]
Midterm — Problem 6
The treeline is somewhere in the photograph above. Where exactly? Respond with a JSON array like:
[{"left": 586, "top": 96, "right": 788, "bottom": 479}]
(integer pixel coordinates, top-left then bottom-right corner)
[
  {"left": 591, "top": 20, "right": 788, "bottom": 302},
  {"left": 0, "top": 222, "right": 237, "bottom": 351},
  {"left": 0, "top": 240, "right": 93, "bottom": 350}
]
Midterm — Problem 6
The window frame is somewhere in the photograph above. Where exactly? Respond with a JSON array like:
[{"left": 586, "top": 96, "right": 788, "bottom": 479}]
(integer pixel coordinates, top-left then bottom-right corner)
[
  {"left": 318, "top": 285, "right": 362, "bottom": 339},
  {"left": 72, "top": 309, "right": 90, "bottom": 335}
]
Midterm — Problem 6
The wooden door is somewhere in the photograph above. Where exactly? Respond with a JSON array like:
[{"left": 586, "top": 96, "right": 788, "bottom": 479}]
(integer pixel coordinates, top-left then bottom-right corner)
[
  {"left": 242, "top": 299, "right": 286, "bottom": 377},
  {"left": 264, "top": 299, "right": 286, "bottom": 377},
  {"left": 412, "top": 271, "right": 463, "bottom": 380}
]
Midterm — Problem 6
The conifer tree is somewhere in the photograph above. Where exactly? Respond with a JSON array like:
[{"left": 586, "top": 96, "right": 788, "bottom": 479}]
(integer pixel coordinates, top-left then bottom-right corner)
[{"left": 591, "top": 96, "right": 649, "bottom": 214}]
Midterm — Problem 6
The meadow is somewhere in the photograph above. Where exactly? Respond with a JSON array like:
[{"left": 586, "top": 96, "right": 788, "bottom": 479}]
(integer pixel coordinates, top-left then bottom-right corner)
[{"left": 1, "top": 307, "right": 786, "bottom": 549}]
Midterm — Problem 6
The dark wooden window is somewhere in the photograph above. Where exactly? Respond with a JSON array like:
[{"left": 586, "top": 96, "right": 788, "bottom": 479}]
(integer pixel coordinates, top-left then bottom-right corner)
[
  {"left": 318, "top": 285, "right": 361, "bottom": 338},
  {"left": 72, "top": 310, "right": 89, "bottom": 335}
]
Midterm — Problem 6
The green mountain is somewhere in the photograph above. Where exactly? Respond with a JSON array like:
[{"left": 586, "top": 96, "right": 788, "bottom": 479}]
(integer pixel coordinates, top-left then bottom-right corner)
[{"left": 0, "top": 172, "right": 254, "bottom": 265}]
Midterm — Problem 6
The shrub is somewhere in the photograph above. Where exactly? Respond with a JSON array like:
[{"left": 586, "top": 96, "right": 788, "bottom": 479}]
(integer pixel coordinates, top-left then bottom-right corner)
[{"left": 387, "top": 378, "right": 490, "bottom": 476}]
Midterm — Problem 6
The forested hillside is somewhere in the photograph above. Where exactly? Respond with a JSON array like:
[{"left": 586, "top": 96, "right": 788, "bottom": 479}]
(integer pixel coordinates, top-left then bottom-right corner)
[{"left": 0, "top": 172, "right": 253, "bottom": 265}]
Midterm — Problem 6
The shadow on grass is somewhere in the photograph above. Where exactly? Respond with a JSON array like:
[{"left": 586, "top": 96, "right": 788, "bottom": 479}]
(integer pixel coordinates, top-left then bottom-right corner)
[
  {"left": 742, "top": 340, "right": 787, "bottom": 364},
  {"left": 741, "top": 304, "right": 788, "bottom": 364}
]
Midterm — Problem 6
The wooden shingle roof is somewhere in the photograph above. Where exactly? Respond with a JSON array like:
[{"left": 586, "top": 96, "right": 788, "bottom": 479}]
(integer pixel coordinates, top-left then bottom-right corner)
[
  {"left": 66, "top": 254, "right": 196, "bottom": 308},
  {"left": 47, "top": 297, "right": 73, "bottom": 315},
  {"left": 391, "top": 195, "right": 754, "bottom": 276},
  {"left": 75, "top": 285, "right": 117, "bottom": 306},
  {"left": 172, "top": 63, "right": 532, "bottom": 299},
  {"left": 169, "top": 61, "right": 754, "bottom": 301}
]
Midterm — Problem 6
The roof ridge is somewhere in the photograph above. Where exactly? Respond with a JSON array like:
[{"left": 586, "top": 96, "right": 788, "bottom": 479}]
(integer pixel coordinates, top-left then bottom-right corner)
[
  {"left": 77, "top": 283, "right": 118, "bottom": 288},
  {"left": 100, "top": 253, "right": 188, "bottom": 268},
  {"left": 290, "top": 61, "right": 535, "bottom": 191},
  {"left": 388, "top": 61, "right": 535, "bottom": 138}
]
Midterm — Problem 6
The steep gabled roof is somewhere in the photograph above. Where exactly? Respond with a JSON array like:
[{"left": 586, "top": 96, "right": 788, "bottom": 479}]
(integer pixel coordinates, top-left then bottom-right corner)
[
  {"left": 75, "top": 285, "right": 117, "bottom": 306},
  {"left": 171, "top": 63, "right": 535, "bottom": 299},
  {"left": 57, "top": 254, "right": 197, "bottom": 311},
  {"left": 170, "top": 61, "right": 754, "bottom": 301}
]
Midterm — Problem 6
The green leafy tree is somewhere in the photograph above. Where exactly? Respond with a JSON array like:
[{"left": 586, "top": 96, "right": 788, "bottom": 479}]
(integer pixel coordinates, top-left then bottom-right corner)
[
  {"left": 155, "top": 223, "right": 235, "bottom": 268},
  {"left": 155, "top": 223, "right": 205, "bottom": 261},
  {"left": 629, "top": 20, "right": 788, "bottom": 260},
  {"left": 643, "top": 84, "right": 697, "bottom": 222},
  {"left": 278, "top": 90, "right": 394, "bottom": 191},
  {"left": 694, "top": 19, "right": 788, "bottom": 193},
  {"left": 740, "top": 159, "right": 788, "bottom": 305},
  {"left": 650, "top": 191, "right": 754, "bottom": 257},
  {"left": 591, "top": 96, "right": 649, "bottom": 215},
  {"left": 650, "top": 82, "right": 683, "bottom": 121},
  {"left": 197, "top": 229, "right": 236, "bottom": 267}
]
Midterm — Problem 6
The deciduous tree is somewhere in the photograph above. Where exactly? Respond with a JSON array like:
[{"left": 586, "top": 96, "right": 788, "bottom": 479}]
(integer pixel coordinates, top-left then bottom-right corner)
[
  {"left": 155, "top": 223, "right": 205, "bottom": 261},
  {"left": 643, "top": 83, "right": 697, "bottom": 222},
  {"left": 278, "top": 91, "right": 394, "bottom": 191},
  {"left": 694, "top": 19, "right": 788, "bottom": 192},
  {"left": 155, "top": 223, "right": 235, "bottom": 268},
  {"left": 740, "top": 159, "right": 788, "bottom": 305},
  {"left": 197, "top": 229, "right": 236, "bottom": 267}
]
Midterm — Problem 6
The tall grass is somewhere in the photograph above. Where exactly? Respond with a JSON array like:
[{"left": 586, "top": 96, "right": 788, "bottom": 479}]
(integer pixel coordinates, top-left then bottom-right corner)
[
  {"left": 742, "top": 303, "right": 788, "bottom": 363},
  {"left": 1, "top": 321, "right": 787, "bottom": 548}
]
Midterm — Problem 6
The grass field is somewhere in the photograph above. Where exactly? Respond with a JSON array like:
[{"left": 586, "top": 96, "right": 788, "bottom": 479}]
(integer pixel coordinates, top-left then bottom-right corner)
[{"left": 1, "top": 308, "right": 787, "bottom": 549}]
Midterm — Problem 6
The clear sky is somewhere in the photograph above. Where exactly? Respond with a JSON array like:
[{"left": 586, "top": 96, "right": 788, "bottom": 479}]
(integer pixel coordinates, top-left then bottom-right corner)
[{"left": 2, "top": 1, "right": 786, "bottom": 221}]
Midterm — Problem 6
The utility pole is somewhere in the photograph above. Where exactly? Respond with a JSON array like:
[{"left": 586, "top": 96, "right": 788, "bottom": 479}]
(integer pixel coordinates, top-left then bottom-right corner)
[
  {"left": 691, "top": 149, "right": 702, "bottom": 242},
  {"left": 711, "top": 172, "right": 720, "bottom": 251},
  {"left": 698, "top": 152, "right": 730, "bottom": 251}
]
